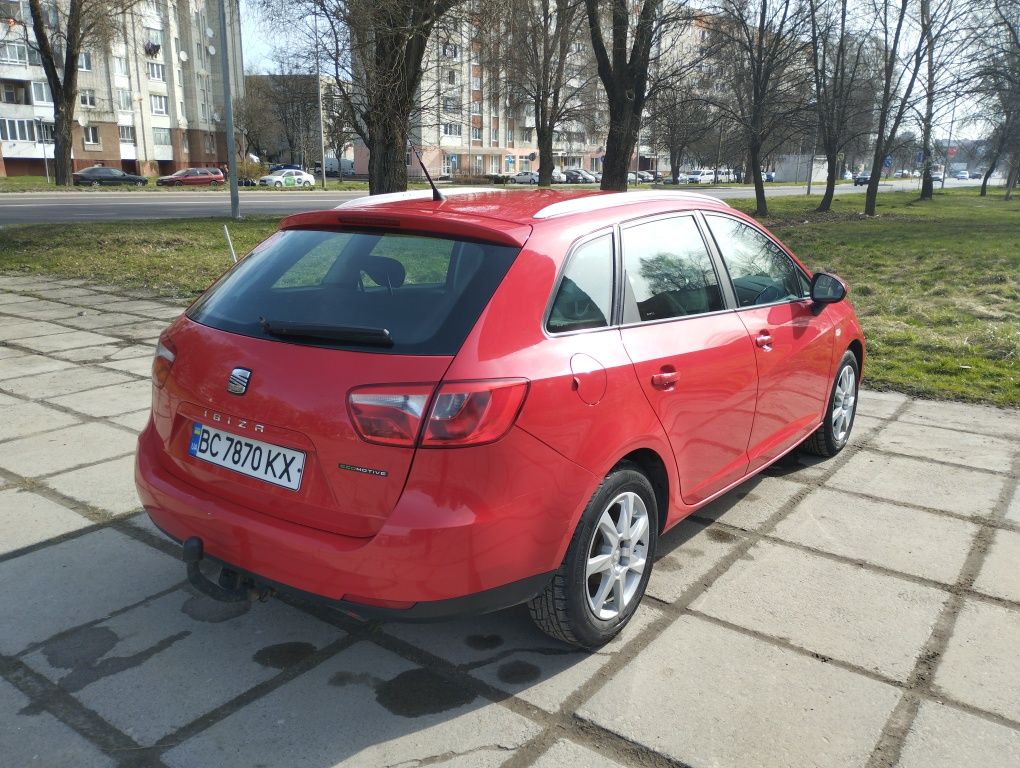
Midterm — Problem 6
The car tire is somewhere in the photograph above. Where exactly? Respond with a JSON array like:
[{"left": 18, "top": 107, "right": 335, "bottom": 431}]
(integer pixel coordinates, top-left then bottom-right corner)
[
  {"left": 274, "top": 181, "right": 283, "bottom": 188},
  {"left": 91, "top": 181, "right": 101, "bottom": 187},
  {"left": 174, "top": 181, "right": 184, "bottom": 187},
  {"left": 135, "top": 181, "right": 145, "bottom": 187},
  {"left": 303, "top": 180, "right": 312, "bottom": 187},
  {"left": 802, "top": 350, "right": 859, "bottom": 457},
  {"left": 528, "top": 462, "right": 658, "bottom": 649}
]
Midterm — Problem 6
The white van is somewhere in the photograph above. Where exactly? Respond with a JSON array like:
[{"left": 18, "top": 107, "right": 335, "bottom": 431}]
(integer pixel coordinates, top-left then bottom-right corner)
[{"left": 687, "top": 169, "right": 715, "bottom": 183}]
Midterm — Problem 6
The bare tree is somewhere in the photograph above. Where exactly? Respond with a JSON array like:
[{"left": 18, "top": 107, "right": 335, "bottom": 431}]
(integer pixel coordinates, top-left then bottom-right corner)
[
  {"left": 235, "top": 75, "right": 279, "bottom": 161},
  {"left": 2, "top": 0, "right": 142, "bottom": 184},
  {"left": 257, "top": 0, "right": 462, "bottom": 194},
  {"left": 711, "top": 0, "right": 812, "bottom": 216},
  {"left": 807, "top": 0, "right": 878, "bottom": 211},
  {"left": 648, "top": 90, "right": 718, "bottom": 183}
]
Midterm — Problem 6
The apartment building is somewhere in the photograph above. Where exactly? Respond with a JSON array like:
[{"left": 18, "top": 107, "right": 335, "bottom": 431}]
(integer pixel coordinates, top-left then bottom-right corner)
[{"left": 0, "top": 0, "right": 243, "bottom": 177}]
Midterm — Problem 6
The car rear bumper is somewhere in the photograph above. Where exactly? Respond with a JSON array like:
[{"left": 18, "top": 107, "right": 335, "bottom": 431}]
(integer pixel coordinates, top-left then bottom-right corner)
[{"left": 135, "top": 419, "right": 594, "bottom": 618}]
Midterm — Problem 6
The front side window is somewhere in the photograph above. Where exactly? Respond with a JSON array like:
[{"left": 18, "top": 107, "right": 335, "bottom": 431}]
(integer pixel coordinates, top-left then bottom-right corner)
[
  {"left": 622, "top": 216, "right": 724, "bottom": 323},
  {"left": 704, "top": 214, "right": 809, "bottom": 307},
  {"left": 548, "top": 234, "right": 614, "bottom": 333}
]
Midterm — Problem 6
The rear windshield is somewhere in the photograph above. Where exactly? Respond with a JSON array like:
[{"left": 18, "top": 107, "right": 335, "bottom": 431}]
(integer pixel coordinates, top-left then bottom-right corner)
[{"left": 187, "top": 229, "right": 519, "bottom": 355}]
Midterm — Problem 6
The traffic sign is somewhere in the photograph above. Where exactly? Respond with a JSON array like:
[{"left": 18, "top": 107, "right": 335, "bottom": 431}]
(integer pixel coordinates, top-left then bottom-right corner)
[
  {"left": 947, "top": 147, "right": 957, "bottom": 158},
  {"left": 883, "top": 155, "right": 893, "bottom": 168}
]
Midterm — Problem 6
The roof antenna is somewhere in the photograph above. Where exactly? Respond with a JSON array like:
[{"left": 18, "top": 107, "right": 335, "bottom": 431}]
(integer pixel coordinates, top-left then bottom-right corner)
[{"left": 407, "top": 139, "right": 443, "bottom": 201}]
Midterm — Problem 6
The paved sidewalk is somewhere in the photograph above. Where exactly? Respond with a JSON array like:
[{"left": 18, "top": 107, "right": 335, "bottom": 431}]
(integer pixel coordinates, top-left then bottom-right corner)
[{"left": 1, "top": 274, "right": 1018, "bottom": 768}]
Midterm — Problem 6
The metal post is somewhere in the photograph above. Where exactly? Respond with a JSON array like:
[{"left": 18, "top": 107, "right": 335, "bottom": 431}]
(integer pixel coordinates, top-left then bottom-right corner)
[
  {"left": 218, "top": 0, "right": 240, "bottom": 219},
  {"left": 315, "top": 11, "right": 327, "bottom": 190},
  {"left": 806, "top": 123, "right": 817, "bottom": 196},
  {"left": 36, "top": 119, "right": 49, "bottom": 183},
  {"left": 942, "top": 95, "right": 957, "bottom": 191}
]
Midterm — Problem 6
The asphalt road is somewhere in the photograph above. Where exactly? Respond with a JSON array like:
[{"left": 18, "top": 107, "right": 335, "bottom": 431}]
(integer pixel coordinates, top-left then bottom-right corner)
[{"left": 0, "top": 177, "right": 985, "bottom": 225}]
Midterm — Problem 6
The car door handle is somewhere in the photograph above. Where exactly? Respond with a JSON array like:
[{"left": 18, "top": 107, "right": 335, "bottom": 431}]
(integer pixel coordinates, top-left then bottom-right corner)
[
  {"left": 755, "top": 331, "right": 773, "bottom": 350},
  {"left": 651, "top": 371, "right": 680, "bottom": 390}
]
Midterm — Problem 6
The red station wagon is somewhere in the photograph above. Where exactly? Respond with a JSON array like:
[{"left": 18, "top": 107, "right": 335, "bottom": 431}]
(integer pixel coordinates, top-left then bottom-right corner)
[
  {"left": 135, "top": 189, "right": 864, "bottom": 648},
  {"left": 156, "top": 167, "right": 226, "bottom": 186}
]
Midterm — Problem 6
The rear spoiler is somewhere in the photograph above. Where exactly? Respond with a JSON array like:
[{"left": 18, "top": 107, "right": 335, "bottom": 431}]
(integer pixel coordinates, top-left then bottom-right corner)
[{"left": 278, "top": 209, "right": 532, "bottom": 249}]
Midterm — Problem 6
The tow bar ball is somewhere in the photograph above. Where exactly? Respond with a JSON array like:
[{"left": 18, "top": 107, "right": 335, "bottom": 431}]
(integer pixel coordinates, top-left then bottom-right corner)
[{"left": 182, "top": 536, "right": 273, "bottom": 603}]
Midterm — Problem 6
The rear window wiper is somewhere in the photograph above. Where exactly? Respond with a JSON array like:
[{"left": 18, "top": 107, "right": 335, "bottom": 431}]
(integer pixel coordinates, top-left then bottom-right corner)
[{"left": 259, "top": 318, "right": 393, "bottom": 347}]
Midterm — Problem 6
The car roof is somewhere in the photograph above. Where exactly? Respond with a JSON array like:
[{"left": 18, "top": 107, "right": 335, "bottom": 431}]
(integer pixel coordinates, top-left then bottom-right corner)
[{"left": 279, "top": 188, "right": 734, "bottom": 248}]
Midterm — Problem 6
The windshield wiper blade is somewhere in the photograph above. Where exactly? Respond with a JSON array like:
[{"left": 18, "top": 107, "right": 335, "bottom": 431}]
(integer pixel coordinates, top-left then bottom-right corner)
[{"left": 259, "top": 318, "right": 393, "bottom": 347}]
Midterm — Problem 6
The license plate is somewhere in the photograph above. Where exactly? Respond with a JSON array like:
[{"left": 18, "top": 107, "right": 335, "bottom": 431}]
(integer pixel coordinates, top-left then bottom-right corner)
[{"left": 187, "top": 422, "right": 305, "bottom": 491}]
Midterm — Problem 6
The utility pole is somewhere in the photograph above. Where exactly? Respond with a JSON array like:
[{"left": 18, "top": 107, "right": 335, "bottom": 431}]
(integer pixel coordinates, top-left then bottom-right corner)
[
  {"left": 806, "top": 123, "right": 818, "bottom": 196},
  {"left": 942, "top": 95, "right": 957, "bottom": 191},
  {"left": 218, "top": 0, "right": 240, "bottom": 219},
  {"left": 315, "top": 10, "right": 327, "bottom": 190}
]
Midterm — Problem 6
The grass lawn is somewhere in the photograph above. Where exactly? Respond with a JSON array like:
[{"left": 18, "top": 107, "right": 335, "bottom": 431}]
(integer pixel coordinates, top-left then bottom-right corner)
[{"left": 0, "top": 187, "right": 1016, "bottom": 406}]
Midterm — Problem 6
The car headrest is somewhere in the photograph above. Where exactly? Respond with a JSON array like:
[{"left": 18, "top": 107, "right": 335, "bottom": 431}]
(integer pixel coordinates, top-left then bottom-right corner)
[{"left": 361, "top": 255, "right": 405, "bottom": 288}]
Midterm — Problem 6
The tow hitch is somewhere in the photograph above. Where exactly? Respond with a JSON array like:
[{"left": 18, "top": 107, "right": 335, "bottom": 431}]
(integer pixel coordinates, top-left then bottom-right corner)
[{"left": 182, "top": 537, "right": 273, "bottom": 603}]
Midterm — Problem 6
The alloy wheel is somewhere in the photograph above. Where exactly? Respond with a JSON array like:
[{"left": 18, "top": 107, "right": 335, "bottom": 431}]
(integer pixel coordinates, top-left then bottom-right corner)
[
  {"left": 585, "top": 491, "right": 650, "bottom": 620},
  {"left": 832, "top": 364, "right": 856, "bottom": 443}
]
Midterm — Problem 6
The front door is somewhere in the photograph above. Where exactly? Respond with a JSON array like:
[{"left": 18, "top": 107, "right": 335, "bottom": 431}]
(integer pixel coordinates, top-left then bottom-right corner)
[{"left": 618, "top": 214, "right": 758, "bottom": 506}]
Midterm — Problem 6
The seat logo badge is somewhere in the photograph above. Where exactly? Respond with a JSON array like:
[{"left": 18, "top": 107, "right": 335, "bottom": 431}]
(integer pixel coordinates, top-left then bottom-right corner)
[{"left": 227, "top": 368, "right": 252, "bottom": 395}]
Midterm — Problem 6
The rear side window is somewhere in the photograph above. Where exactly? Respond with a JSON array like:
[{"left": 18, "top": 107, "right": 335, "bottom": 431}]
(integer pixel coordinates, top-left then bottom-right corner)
[
  {"left": 187, "top": 229, "right": 519, "bottom": 355},
  {"left": 547, "top": 234, "right": 613, "bottom": 333},
  {"left": 621, "top": 216, "right": 724, "bottom": 323},
  {"left": 704, "top": 214, "right": 810, "bottom": 306}
]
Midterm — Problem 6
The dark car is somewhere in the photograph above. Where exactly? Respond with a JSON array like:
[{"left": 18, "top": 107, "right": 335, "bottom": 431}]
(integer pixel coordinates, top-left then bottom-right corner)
[
  {"left": 72, "top": 167, "right": 148, "bottom": 187},
  {"left": 853, "top": 173, "right": 870, "bottom": 186},
  {"left": 565, "top": 169, "right": 596, "bottom": 183},
  {"left": 156, "top": 168, "right": 225, "bottom": 187}
]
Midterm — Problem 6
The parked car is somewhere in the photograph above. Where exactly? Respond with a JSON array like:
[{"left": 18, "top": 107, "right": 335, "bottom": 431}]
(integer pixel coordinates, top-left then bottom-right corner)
[
  {"left": 137, "top": 188, "right": 864, "bottom": 649},
  {"left": 627, "top": 172, "right": 638, "bottom": 183},
  {"left": 72, "top": 166, "right": 148, "bottom": 187},
  {"left": 269, "top": 163, "right": 304, "bottom": 173},
  {"left": 550, "top": 170, "right": 567, "bottom": 184},
  {"left": 258, "top": 169, "right": 315, "bottom": 188},
  {"left": 156, "top": 167, "right": 225, "bottom": 187},
  {"left": 970, "top": 170, "right": 983, "bottom": 179},
  {"left": 931, "top": 171, "right": 944, "bottom": 183},
  {"left": 853, "top": 172, "right": 870, "bottom": 186},
  {"left": 565, "top": 169, "right": 596, "bottom": 183},
  {"left": 511, "top": 171, "right": 539, "bottom": 184},
  {"left": 842, "top": 171, "right": 854, "bottom": 180},
  {"left": 687, "top": 169, "right": 716, "bottom": 184},
  {"left": 636, "top": 171, "right": 654, "bottom": 183},
  {"left": 954, "top": 170, "right": 969, "bottom": 180}
]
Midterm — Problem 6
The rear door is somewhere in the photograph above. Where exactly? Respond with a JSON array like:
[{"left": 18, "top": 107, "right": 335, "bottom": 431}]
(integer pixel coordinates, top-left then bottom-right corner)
[
  {"left": 702, "top": 213, "right": 834, "bottom": 471},
  {"left": 618, "top": 213, "right": 758, "bottom": 505}
]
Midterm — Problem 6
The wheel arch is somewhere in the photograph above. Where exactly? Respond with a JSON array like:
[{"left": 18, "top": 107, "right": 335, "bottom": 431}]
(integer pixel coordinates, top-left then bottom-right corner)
[{"left": 611, "top": 448, "right": 670, "bottom": 534}]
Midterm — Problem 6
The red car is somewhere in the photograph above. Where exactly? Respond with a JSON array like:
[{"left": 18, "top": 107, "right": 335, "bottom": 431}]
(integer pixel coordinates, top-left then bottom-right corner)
[
  {"left": 136, "top": 189, "right": 864, "bottom": 648},
  {"left": 156, "top": 167, "right": 225, "bottom": 186}
]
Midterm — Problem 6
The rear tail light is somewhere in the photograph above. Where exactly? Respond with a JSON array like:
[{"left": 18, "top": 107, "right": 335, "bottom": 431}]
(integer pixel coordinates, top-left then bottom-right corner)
[
  {"left": 348, "top": 379, "right": 528, "bottom": 448},
  {"left": 152, "top": 332, "right": 177, "bottom": 388}
]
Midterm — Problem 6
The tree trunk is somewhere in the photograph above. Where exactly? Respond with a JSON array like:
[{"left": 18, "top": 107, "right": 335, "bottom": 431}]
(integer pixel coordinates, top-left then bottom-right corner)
[
  {"left": 53, "top": 98, "right": 76, "bottom": 186},
  {"left": 537, "top": 105, "right": 555, "bottom": 187},
  {"left": 748, "top": 143, "right": 767, "bottom": 216},
  {"left": 670, "top": 146, "right": 682, "bottom": 184},
  {"left": 1005, "top": 157, "right": 1018, "bottom": 202},
  {"left": 366, "top": 119, "right": 408, "bottom": 195},
  {"left": 600, "top": 107, "right": 638, "bottom": 191},
  {"left": 816, "top": 151, "right": 837, "bottom": 212},
  {"left": 980, "top": 160, "right": 998, "bottom": 196}
]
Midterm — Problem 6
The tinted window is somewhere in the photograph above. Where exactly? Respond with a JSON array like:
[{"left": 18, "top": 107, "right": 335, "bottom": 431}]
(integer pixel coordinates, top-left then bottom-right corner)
[
  {"left": 188, "top": 229, "right": 518, "bottom": 355},
  {"left": 622, "top": 216, "right": 724, "bottom": 322},
  {"left": 705, "top": 215, "right": 810, "bottom": 306},
  {"left": 547, "top": 234, "right": 613, "bottom": 333}
]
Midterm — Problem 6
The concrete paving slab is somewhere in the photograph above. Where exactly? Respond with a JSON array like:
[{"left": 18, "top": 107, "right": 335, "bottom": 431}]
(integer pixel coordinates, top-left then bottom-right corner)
[
  {"left": 108, "top": 320, "right": 170, "bottom": 341},
  {"left": 99, "top": 356, "right": 153, "bottom": 376},
  {"left": 532, "top": 740, "right": 628, "bottom": 767},
  {"left": 897, "top": 701, "right": 1020, "bottom": 768},
  {"left": 385, "top": 602, "right": 661, "bottom": 714},
  {"left": 1, "top": 366, "right": 132, "bottom": 400},
  {"left": 899, "top": 398, "right": 1020, "bottom": 438},
  {"left": 692, "top": 540, "right": 948, "bottom": 681},
  {"left": 122, "top": 511, "right": 163, "bottom": 540},
  {"left": 163, "top": 641, "right": 541, "bottom": 768},
  {"left": 933, "top": 599, "right": 1020, "bottom": 723},
  {"left": 0, "top": 346, "right": 28, "bottom": 360},
  {"left": 97, "top": 300, "right": 171, "bottom": 314},
  {"left": 60, "top": 294, "right": 130, "bottom": 308},
  {"left": 17, "top": 331, "right": 122, "bottom": 354},
  {"left": 972, "top": 529, "right": 1020, "bottom": 604},
  {"left": 49, "top": 345, "right": 128, "bottom": 363},
  {"left": 43, "top": 456, "right": 142, "bottom": 517},
  {"left": 1006, "top": 485, "right": 1020, "bottom": 526},
  {"left": 763, "top": 424, "right": 875, "bottom": 484},
  {"left": 107, "top": 344, "right": 152, "bottom": 360},
  {"left": 3, "top": 300, "right": 83, "bottom": 320},
  {"left": 0, "top": 319, "right": 72, "bottom": 343},
  {"left": 0, "top": 679, "right": 113, "bottom": 768},
  {"left": 29, "top": 287, "right": 97, "bottom": 300},
  {"left": 109, "top": 409, "right": 150, "bottom": 432},
  {"left": 0, "top": 292, "right": 35, "bottom": 305},
  {"left": 25, "top": 590, "right": 341, "bottom": 745},
  {"left": 0, "top": 397, "right": 80, "bottom": 441},
  {"left": 871, "top": 420, "right": 1017, "bottom": 472},
  {"left": 695, "top": 474, "right": 806, "bottom": 531},
  {"left": 827, "top": 450, "right": 1005, "bottom": 518},
  {"left": 648, "top": 519, "right": 746, "bottom": 603},
  {"left": 857, "top": 389, "right": 909, "bottom": 419},
  {"left": 0, "top": 488, "right": 90, "bottom": 556},
  {"left": 0, "top": 352, "right": 74, "bottom": 380},
  {"left": 772, "top": 488, "right": 978, "bottom": 584},
  {"left": 57, "top": 312, "right": 146, "bottom": 331},
  {"left": 579, "top": 615, "right": 900, "bottom": 768},
  {"left": 0, "top": 422, "right": 137, "bottom": 478},
  {"left": 133, "top": 306, "right": 184, "bottom": 321},
  {"left": 47, "top": 380, "right": 152, "bottom": 418},
  {"left": 0, "top": 529, "right": 182, "bottom": 655}
]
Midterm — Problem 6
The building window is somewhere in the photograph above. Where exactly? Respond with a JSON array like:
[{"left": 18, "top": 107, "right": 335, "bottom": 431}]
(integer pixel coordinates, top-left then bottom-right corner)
[
  {"left": 470, "top": 100, "right": 480, "bottom": 114},
  {"left": 519, "top": 128, "right": 532, "bottom": 142},
  {"left": 443, "top": 43, "right": 459, "bottom": 59},
  {"left": 150, "top": 94, "right": 168, "bottom": 115},
  {"left": 0, "top": 118, "right": 36, "bottom": 142},
  {"left": 442, "top": 97, "right": 460, "bottom": 114},
  {"left": 83, "top": 126, "right": 100, "bottom": 145},
  {"left": 0, "top": 42, "right": 28, "bottom": 64},
  {"left": 116, "top": 89, "right": 132, "bottom": 111},
  {"left": 442, "top": 123, "right": 462, "bottom": 136},
  {"left": 147, "top": 62, "right": 166, "bottom": 81},
  {"left": 78, "top": 52, "right": 92, "bottom": 70},
  {"left": 200, "top": 102, "right": 206, "bottom": 119},
  {"left": 506, "top": 128, "right": 513, "bottom": 144},
  {"left": 471, "top": 126, "right": 482, "bottom": 140},
  {"left": 491, "top": 125, "right": 498, "bottom": 142},
  {"left": 80, "top": 89, "right": 97, "bottom": 108},
  {"left": 153, "top": 127, "right": 171, "bottom": 145},
  {"left": 176, "top": 68, "right": 183, "bottom": 86},
  {"left": 32, "top": 81, "right": 52, "bottom": 104},
  {"left": 471, "top": 76, "right": 481, "bottom": 90},
  {"left": 204, "top": 133, "right": 215, "bottom": 153},
  {"left": 2, "top": 81, "right": 21, "bottom": 103},
  {"left": 447, "top": 70, "right": 457, "bottom": 85},
  {"left": 113, "top": 56, "right": 129, "bottom": 76},
  {"left": 119, "top": 125, "right": 136, "bottom": 143}
]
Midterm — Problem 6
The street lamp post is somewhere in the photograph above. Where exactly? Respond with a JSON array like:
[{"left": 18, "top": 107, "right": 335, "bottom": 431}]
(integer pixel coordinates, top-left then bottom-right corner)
[
  {"left": 218, "top": 0, "right": 240, "bottom": 219},
  {"left": 315, "top": 11, "right": 327, "bottom": 190},
  {"left": 35, "top": 118, "right": 50, "bottom": 184}
]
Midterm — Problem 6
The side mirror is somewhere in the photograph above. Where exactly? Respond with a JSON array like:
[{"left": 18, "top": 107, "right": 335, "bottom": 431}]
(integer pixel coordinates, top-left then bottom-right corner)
[{"left": 810, "top": 272, "right": 847, "bottom": 306}]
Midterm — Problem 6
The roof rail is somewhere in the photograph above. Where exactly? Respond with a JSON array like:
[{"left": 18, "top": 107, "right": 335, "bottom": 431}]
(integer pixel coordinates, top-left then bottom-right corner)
[
  {"left": 334, "top": 187, "right": 494, "bottom": 209},
  {"left": 532, "top": 190, "right": 731, "bottom": 219}
]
